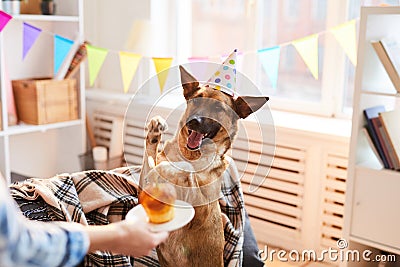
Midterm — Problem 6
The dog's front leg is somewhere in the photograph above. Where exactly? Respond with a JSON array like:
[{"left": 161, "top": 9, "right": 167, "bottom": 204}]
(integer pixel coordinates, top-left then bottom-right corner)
[{"left": 139, "top": 116, "right": 168, "bottom": 190}]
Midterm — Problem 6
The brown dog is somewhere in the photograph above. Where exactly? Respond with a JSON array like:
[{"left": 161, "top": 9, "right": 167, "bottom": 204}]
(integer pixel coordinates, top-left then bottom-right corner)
[{"left": 139, "top": 66, "right": 269, "bottom": 266}]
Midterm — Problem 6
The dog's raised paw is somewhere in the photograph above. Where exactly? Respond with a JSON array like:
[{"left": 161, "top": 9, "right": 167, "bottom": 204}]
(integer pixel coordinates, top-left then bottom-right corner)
[{"left": 146, "top": 116, "right": 168, "bottom": 144}]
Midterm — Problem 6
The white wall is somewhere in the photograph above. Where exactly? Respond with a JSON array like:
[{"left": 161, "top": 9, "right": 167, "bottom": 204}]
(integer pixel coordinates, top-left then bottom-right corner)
[
  {"left": 83, "top": 0, "right": 151, "bottom": 91},
  {"left": 83, "top": 0, "right": 181, "bottom": 93}
]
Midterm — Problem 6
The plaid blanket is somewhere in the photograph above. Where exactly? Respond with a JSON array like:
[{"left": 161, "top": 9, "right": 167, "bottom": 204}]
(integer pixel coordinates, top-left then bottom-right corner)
[{"left": 9, "top": 158, "right": 245, "bottom": 267}]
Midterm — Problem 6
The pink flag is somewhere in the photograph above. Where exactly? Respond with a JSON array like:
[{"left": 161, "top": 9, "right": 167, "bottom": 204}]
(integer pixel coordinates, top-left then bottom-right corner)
[
  {"left": 0, "top": 11, "right": 12, "bottom": 32},
  {"left": 188, "top": 56, "right": 209, "bottom": 81},
  {"left": 2, "top": 56, "right": 17, "bottom": 125}
]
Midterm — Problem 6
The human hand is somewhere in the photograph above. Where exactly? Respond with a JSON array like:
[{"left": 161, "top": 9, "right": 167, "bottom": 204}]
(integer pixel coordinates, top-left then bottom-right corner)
[
  {"left": 86, "top": 210, "right": 169, "bottom": 257},
  {"left": 115, "top": 212, "right": 169, "bottom": 256}
]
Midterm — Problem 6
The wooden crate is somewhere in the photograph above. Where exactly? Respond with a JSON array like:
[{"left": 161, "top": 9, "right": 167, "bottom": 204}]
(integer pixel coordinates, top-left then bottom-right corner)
[
  {"left": 12, "top": 78, "right": 78, "bottom": 125},
  {"left": 20, "top": 0, "right": 42, "bottom": 14}
]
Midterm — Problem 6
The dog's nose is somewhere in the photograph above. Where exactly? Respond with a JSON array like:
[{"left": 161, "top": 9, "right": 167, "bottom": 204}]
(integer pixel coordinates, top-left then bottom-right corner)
[{"left": 187, "top": 116, "right": 203, "bottom": 128}]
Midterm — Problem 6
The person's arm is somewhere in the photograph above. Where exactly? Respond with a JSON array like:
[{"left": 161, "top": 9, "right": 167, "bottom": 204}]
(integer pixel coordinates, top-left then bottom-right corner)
[
  {"left": 0, "top": 178, "right": 168, "bottom": 267},
  {"left": 0, "top": 178, "right": 89, "bottom": 267},
  {"left": 85, "top": 218, "right": 168, "bottom": 257}
]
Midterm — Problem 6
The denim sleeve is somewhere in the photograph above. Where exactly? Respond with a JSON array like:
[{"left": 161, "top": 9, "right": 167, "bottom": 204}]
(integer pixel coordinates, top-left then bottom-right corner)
[{"left": 0, "top": 179, "right": 90, "bottom": 267}]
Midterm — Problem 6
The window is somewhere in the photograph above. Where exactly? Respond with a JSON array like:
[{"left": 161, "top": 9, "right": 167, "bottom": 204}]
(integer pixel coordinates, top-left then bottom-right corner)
[
  {"left": 173, "top": 0, "right": 399, "bottom": 117},
  {"left": 312, "top": 0, "right": 328, "bottom": 20},
  {"left": 191, "top": 0, "right": 250, "bottom": 57},
  {"left": 283, "top": 0, "right": 300, "bottom": 20},
  {"left": 183, "top": 0, "right": 337, "bottom": 116}
]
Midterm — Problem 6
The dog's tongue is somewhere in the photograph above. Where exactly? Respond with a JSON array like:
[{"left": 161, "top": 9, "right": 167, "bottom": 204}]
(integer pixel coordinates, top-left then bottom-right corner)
[{"left": 187, "top": 130, "right": 204, "bottom": 149}]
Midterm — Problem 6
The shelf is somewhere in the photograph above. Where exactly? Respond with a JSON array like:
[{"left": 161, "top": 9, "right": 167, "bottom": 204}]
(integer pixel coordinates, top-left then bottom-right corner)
[
  {"left": 350, "top": 236, "right": 400, "bottom": 256},
  {"left": 361, "top": 90, "right": 400, "bottom": 97},
  {"left": 12, "top": 14, "right": 79, "bottom": 22},
  {"left": 345, "top": 7, "right": 400, "bottom": 265},
  {"left": 0, "top": 0, "right": 85, "bottom": 183},
  {"left": 0, "top": 120, "right": 82, "bottom": 136},
  {"left": 355, "top": 164, "right": 400, "bottom": 177}
]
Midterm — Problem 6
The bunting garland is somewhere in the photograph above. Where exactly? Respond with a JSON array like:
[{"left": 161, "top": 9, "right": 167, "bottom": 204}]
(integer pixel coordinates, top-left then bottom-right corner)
[
  {"left": 54, "top": 35, "right": 74, "bottom": 75},
  {"left": 119, "top": 51, "right": 142, "bottom": 93},
  {"left": 330, "top": 19, "right": 357, "bottom": 65},
  {"left": 188, "top": 56, "right": 209, "bottom": 80},
  {"left": 292, "top": 34, "right": 319, "bottom": 80},
  {"left": 22, "top": 22, "right": 42, "bottom": 60},
  {"left": 258, "top": 46, "right": 281, "bottom": 89},
  {"left": 0, "top": 11, "right": 11, "bottom": 32},
  {"left": 86, "top": 45, "right": 109, "bottom": 86},
  {"left": 152, "top": 57, "right": 173, "bottom": 93},
  {"left": 0, "top": 10, "right": 358, "bottom": 94}
]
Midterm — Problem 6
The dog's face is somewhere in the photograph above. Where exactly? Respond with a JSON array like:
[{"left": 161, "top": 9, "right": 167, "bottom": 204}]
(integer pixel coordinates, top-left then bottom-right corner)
[{"left": 178, "top": 66, "right": 269, "bottom": 158}]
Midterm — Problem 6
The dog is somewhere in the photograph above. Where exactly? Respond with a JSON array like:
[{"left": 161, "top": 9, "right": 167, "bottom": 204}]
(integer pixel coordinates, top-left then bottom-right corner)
[{"left": 139, "top": 65, "right": 269, "bottom": 266}]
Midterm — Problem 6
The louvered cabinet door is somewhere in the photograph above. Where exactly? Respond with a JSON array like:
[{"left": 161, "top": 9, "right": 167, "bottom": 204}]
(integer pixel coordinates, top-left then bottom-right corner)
[
  {"left": 320, "top": 153, "right": 348, "bottom": 249},
  {"left": 231, "top": 122, "right": 306, "bottom": 247}
]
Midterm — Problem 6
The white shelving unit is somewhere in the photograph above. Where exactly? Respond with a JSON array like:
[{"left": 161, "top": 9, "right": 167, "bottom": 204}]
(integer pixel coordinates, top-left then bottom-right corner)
[
  {"left": 13, "top": 14, "right": 80, "bottom": 22},
  {"left": 343, "top": 6, "right": 400, "bottom": 266},
  {"left": 0, "top": 0, "right": 85, "bottom": 183}
]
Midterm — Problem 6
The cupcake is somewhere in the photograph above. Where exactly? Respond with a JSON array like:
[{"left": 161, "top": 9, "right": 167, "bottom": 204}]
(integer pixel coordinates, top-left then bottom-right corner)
[{"left": 139, "top": 182, "right": 177, "bottom": 224}]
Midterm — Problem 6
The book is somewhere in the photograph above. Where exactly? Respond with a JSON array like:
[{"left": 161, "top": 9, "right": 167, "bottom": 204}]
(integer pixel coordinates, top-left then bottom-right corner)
[
  {"left": 363, "top": 105, "right": 389, "bottom": 168},
  {"left": 371, "top": 38, "right": 400, "bottom": 93},
  {"left": 65, "top": 41, "right": 89, "bottom": 79},
  {"left": 361, "top": 127, "right": 384, "bottom": 168},
  {"left": 371, "top": 117, "right": 395, "bottom": 169},
  {"left": 379, "top": 109, "right": 400, "bottom": 170}
]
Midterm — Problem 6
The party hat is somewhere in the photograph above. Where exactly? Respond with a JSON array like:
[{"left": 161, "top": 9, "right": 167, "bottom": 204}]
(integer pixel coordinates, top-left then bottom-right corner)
[{"left": 206, "top": 49, "right": 237, "bottom": 96}]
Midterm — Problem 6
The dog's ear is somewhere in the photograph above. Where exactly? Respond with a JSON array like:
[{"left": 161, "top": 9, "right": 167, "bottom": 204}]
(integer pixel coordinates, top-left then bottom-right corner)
[
  {"left": 234, "top": 96, "right": 269, "bottom": 119},
  {"left": 180, "top": 65, "right": 200, "bottom": 100}
]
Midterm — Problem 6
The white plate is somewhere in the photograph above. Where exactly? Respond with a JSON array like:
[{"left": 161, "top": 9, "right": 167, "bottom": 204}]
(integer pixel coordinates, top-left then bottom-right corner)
[{"left": 126, "top": 200, "right": 195, "bottom": 232}]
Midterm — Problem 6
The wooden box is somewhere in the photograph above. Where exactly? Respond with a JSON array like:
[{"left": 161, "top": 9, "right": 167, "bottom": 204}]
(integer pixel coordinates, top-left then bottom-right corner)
[
  {"left": 20, "top": 0, "right": 42, "bottom": 15},
  {"left": 12, "top": 78, "right": 78, "bottom": 125}
]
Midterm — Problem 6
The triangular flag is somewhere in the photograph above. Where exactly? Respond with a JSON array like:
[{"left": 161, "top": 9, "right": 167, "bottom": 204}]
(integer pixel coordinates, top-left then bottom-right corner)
[
  {"left": 330, "top": 20, "right": 357, "bottom": 65},
  {"left": 188, "top": 56, "right": 209, "bottom": 81},
  {"left": 152, "top": 57, "right": 173, "bottom": 93},
  {"left": 0, "top": 11, "right": 12, "bottom": 32},
  {"left": 292, "top": 34, "right": 319, "bottom": 80},
  {"left": 258, "top": 46, "right": 281, "bottom": 89},
  {"left": 119, "top": 51, "right": 142, "bottom": 93},
  {"left": 54, "top": 35, "right": 74, "bottom": 75},
  {"left": 2, "top": 55, "right": 17, "bottom": 125},
  {"left": 86, "top": 44, "right": 109, "bottom": 86},
  {"left": 23, "top": 22, "right": 42, "bottom": 60},
  {"left": 206, "top": 49, "right": 237, "bottom": 94},
  {"left": 188, "top": 56, "right": 209, "bottom": 62}
]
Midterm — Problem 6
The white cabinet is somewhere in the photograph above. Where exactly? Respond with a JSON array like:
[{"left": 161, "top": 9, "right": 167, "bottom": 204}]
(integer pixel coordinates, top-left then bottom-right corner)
[
  {"left": 0, "top": 0, "right": 85, "bottom": 183},
  {"left": 351, "top": 167, "right": 400, "bottom": 250},
  {"left": 344, "top": 6, "right": 400, "bottom": 265}
]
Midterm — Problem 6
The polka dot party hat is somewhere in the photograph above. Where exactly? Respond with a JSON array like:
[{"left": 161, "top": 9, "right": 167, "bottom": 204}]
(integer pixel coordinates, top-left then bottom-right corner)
[{"left": 206, "top": 49, "right": 237, "bottom": 96}]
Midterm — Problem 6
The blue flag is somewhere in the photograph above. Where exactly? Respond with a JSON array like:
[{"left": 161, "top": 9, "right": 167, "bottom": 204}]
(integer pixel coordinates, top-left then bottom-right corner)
[
  {"left": 54, "top": 35, "right": 74, "bottom": 76},
  {"left": 258, "top": 46, "right": 281, "bottom": 89}
]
